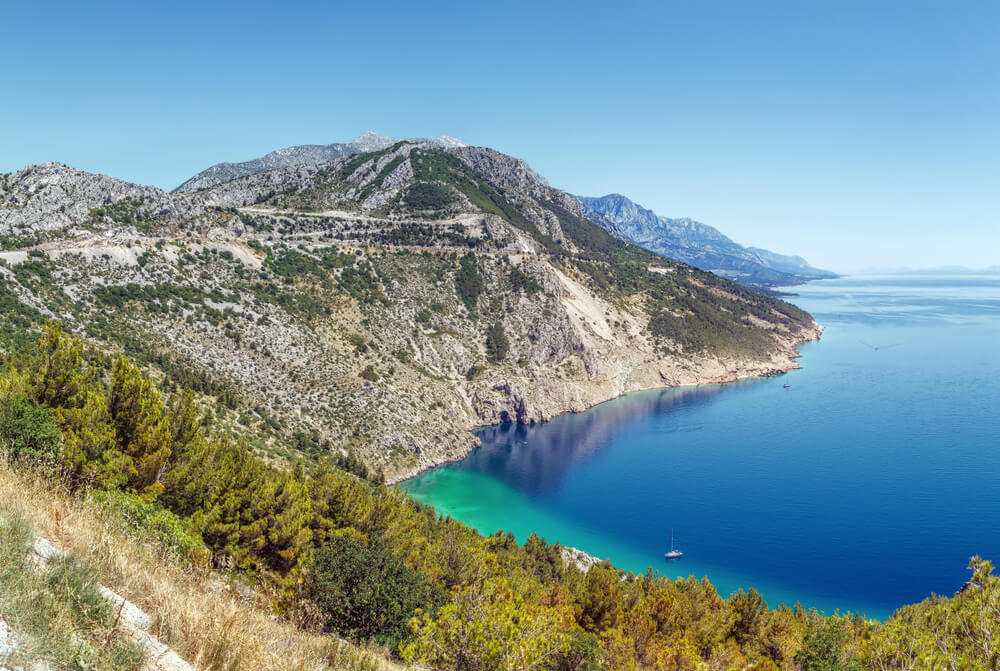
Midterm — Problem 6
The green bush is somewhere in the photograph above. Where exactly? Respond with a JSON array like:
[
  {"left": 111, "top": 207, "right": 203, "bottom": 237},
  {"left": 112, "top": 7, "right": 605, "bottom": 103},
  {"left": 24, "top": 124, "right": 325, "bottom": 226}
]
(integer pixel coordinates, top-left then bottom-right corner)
[
  {"left": 307, "top": 534, "right": 440, "bottom": 649},
  {"left": 0, "top": 394, "right": 62, "bottom": 465},
  {"left": 509, "top": 266, "right": 542, "bottom": 294},
  {"left": 485, "top": 322, "right": 509, "bottom": 362},
  {"left": 332, "top": 450, "right": 371, "bottom": 482},
  {"left": 90, "top": 489, "right": 209, "bottom": 564},
  {"left": 454, "top": 252, "right": 482, "bottom": 314},
  {"left": 795, "top": 619, "right": 863, "bottom": 671}
]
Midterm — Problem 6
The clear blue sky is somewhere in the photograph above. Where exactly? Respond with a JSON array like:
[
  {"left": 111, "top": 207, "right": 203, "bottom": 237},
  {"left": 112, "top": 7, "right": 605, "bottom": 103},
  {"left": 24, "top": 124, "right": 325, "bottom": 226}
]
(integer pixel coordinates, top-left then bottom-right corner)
[{"left": 3, "top": 1, "right": 998, "bottom": 272}]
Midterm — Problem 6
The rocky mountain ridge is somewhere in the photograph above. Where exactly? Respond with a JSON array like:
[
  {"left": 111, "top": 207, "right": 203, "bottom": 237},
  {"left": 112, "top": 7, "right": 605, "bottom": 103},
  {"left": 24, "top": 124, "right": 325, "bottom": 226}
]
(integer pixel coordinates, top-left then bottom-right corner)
[
  {"left": 172, "top": 131, "right": 467, "bottom": 194},
  {"left": 0, "top": 141, "right": 821, "bottom": 481},
  {"left": 577, "top": 192, "right": 837, "bottom": 288}
]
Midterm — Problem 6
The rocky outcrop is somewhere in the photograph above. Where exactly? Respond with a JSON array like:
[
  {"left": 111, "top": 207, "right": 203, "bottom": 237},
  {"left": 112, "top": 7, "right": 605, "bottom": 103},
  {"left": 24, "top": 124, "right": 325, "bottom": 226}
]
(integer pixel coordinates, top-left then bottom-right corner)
[
  {"left": 454, "top": 146, "right": 551, "bottom": 195},
  {"left": 562, "top": 546, "right": 605, "bottom": 572},
  {"left": 0, "top": 163, "right": 203, "bottom": 236},
  {"left": 198, "top": 165, "right": 323, "bottom": 209}
]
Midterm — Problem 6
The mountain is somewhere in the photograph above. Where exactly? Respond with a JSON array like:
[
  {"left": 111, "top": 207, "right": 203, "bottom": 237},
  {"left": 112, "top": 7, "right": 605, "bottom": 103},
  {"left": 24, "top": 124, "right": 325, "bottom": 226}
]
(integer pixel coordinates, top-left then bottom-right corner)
[
  {"left": 0, "top": 141, "right": 819, "bottom": 481},
  {"left": 577, "top": 193, "right": 837, "bottom": 288},
  {"left": 172, "top": 131, "right": 467, "bottom": 193}
]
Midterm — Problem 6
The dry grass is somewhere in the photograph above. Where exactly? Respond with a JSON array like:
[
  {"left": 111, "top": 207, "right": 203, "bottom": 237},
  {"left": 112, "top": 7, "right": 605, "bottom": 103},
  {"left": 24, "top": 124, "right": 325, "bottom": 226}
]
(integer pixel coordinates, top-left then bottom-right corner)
[
  {"left": 0, "top": 513, "right": 146, "bottom": 670},
  {"left": 0, "top": 460, "right": 407, "bottom": 671}
]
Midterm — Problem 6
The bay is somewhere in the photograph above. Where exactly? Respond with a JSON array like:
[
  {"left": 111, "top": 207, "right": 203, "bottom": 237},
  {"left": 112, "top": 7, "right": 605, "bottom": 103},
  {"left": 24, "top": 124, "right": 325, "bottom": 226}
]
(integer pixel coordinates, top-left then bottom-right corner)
[{"left": 401, "top": 275, "right": 1000, "bottom": 619}]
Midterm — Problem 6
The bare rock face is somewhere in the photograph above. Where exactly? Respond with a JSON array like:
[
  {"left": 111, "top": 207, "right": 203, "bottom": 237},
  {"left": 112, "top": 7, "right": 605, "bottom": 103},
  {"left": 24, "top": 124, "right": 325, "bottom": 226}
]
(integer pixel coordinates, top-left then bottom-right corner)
[
  {"left": 562, "top": 546, "right": 604, "bottom": 572},
  {"left": 0, "top": 163, "right": 200, "bottom": 236},
  {"left": 472, "top": 380, "right": 535, "bottom": 424},
  {"left": 198, "top": 165, "right": 323, "bottom": 209},
  {"left": 454, "top": 146, "right": 550, "bottom": 195},
  {"left": 172, "top": 131, "right": 397, "bottom": 193}
]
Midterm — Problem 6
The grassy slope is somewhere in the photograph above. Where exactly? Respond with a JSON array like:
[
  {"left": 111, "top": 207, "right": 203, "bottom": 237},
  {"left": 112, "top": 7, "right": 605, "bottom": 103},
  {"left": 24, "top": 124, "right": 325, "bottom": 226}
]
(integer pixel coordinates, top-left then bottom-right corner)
[{"left": 0, "top": 461, "right": 404, "bottom": 671}]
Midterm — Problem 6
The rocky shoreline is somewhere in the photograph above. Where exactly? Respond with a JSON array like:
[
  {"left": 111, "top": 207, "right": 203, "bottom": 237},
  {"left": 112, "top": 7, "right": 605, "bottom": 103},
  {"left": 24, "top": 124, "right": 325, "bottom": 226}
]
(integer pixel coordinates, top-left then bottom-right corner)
[{"left": 389, "top": 319, "right": 823, "bottom": 484}]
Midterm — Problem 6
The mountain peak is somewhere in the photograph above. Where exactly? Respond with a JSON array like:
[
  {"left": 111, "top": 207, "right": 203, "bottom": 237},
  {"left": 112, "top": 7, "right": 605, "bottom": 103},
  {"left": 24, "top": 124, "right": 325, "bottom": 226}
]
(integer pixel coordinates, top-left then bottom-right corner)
[
  {"left": 432, "top": 135, "right": 468, "bottom": 148},
  {"left": 355, "top": 130, "right": 391, "bottom": 141},
  {"left": 352, "top": 131, "right": 395, "bottom": 147}
]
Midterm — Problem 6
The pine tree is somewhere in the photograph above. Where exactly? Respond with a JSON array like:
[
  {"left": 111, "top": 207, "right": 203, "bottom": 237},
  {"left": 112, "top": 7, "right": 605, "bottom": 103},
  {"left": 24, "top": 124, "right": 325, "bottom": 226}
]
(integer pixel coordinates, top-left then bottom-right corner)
[{"left": 109, "top": 356, "right": 172, "bottom": 500}]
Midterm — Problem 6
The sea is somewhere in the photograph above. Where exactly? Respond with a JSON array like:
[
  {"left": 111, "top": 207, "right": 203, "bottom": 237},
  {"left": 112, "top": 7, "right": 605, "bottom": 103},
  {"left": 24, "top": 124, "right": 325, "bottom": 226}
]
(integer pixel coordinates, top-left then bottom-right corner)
[{"left": 400, "top": 275, "right": 1000, "bottom": 620}]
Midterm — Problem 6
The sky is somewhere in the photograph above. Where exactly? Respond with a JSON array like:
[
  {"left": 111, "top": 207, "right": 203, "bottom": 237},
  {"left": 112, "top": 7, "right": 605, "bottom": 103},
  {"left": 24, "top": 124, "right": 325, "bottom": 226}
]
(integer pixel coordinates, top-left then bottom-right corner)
[{"left": 2, "top": 1, "right": 998, "bottom": 273}]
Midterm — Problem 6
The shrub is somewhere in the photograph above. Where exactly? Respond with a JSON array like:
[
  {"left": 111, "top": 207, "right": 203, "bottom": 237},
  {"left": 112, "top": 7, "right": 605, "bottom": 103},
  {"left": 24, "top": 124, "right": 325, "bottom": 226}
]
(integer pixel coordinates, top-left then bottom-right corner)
[
  {"left": 0, "top": 394, "right": 62, "bottom": 465},
  {"left": 403, "top": 182, "right": 455, "bottom": 210},
  {"left": 454, "top": 253, "right": 482, "bottom": 314},
  {"left": 90, "top": 489, "right": 209, "bottom": 564},
  {"left": 509, "top": 266, "right": 542, "bottom": 294},
  {"left": 332, "top": 450, "right": 370, "bottom": 482},
  {"left": 307, "top": 534, "right": 439, "bottom": 649},
  {"left": 485, "top": 322, "right": 509, "bottom": 362}
]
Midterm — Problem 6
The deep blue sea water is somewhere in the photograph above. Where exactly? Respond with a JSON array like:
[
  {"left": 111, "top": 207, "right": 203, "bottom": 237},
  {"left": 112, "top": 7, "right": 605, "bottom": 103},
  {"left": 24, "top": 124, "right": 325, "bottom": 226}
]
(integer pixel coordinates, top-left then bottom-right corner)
[{"left": 401, "top": 275, "right": 1000, "bottom": 619}]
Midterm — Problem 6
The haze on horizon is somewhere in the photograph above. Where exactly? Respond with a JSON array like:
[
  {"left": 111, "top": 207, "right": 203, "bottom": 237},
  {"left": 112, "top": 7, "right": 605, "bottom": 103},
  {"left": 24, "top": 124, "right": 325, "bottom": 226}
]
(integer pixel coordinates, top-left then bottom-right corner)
[{"left": 2, "top": 1, "right": 997, "bottom": 274}]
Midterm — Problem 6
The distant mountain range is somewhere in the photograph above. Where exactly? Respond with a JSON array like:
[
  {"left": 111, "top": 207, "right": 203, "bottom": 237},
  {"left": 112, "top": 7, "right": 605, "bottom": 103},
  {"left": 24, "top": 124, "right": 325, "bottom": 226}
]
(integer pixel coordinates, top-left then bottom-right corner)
[
  {"left": 172, "top": 131, "right": 467, "bottom": 193},
  {"left": 577, "top": 193, "right": 837, "bottom": 288}
]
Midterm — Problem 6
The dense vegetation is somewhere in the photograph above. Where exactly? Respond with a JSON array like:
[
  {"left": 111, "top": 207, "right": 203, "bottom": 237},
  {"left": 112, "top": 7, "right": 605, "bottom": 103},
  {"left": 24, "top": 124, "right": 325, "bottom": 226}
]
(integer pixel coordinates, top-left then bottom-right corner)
[
  {"left": 403, "top": 181, "right": 455, "bottom": 211},
  {"left": 1, "top": 324, "right": 997, "bottom": 670},
  {"left": 453, "top": 251, "right": 483, "bottom": 314}
]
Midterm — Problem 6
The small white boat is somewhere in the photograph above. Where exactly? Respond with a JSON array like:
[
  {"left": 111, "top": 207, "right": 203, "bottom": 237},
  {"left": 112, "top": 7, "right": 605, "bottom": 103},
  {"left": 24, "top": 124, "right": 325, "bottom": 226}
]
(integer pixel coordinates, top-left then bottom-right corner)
[{"left": 664, "top": 529, "right": 683, "bottom": 560}]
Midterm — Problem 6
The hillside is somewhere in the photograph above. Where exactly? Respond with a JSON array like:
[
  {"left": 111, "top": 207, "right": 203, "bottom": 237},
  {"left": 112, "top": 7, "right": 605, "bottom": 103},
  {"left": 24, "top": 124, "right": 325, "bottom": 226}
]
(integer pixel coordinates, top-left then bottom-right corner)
[
  {"left": 0, "top": 142, "right": 820, "bottom": 481},
  {"left": 577, "top": 193, "right": 837, "bottom": 288},
  {"left": 0, "top": 451, "right": 399, "bottom": 671}
]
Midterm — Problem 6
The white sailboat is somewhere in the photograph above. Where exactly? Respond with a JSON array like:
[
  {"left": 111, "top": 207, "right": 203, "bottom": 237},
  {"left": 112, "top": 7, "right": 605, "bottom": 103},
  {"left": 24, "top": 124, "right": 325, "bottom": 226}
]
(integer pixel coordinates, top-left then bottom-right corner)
[{"left": 664, "top": 529, "right": 683, "bottom": 559}]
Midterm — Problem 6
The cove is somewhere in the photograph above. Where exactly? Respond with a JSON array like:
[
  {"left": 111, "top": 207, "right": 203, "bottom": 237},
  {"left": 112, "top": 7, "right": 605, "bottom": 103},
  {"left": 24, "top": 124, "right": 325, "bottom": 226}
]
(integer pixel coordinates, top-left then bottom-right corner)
[{"left": 401, "top": 275, "right": 1000, "bottom": 620}]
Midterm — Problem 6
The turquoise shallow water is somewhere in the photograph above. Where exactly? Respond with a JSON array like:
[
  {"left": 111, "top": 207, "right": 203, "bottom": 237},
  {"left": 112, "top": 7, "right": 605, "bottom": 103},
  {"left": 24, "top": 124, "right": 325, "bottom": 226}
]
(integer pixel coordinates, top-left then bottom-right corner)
[{"left": 401, "top": 275, "right": 1000, "bottom": 620}]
